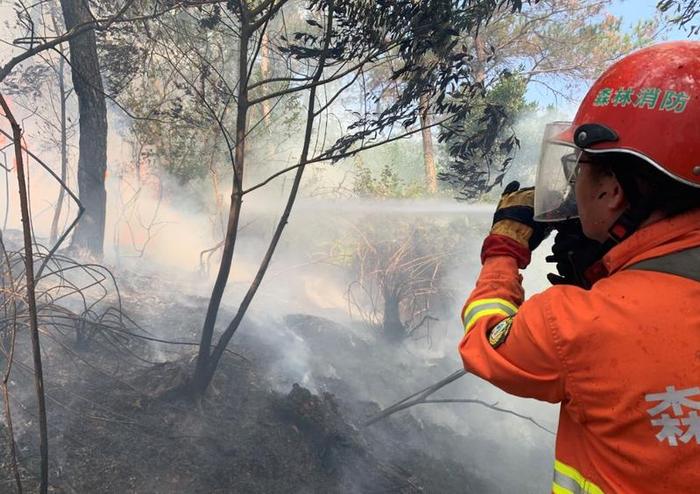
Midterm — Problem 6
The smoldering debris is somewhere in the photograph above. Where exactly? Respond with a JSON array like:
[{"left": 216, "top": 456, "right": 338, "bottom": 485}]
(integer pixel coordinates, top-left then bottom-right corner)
[
  {"left": 0, "top": 308, "right": 493, "bottom": 493},
  {"left": 0, "top": 242, "right": 555, "bottom": 493},
  {"left": 0, "top": 196, "right": 557, "bottom": 493}
]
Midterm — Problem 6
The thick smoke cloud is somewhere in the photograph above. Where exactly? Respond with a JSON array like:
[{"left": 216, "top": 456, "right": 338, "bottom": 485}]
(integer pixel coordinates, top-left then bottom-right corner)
[{"left": 1, "top": 93, "right": 575, "bottom": 492}]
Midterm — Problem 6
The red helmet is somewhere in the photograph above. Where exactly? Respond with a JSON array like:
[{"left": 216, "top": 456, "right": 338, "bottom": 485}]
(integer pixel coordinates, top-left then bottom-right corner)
[
  {"left": 535, "top": 41, "right": 700, "bottom": 223},
  {"left": 560, "top": 40, "right": 700, "bottom": 187}
]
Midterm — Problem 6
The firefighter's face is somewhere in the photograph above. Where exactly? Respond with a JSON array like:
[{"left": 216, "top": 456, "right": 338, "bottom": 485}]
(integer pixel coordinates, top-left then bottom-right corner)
[{"left": 574, "top": 158, "right": 628, "bottom": 242}]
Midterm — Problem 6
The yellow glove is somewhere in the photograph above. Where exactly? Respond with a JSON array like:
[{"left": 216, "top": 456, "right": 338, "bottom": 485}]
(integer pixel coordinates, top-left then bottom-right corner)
[{"left": 482, "top": 181, "right": 549, "bottom": 268}]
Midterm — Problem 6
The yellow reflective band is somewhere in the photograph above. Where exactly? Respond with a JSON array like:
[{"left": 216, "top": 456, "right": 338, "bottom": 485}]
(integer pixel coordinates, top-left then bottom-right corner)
[
  {"left": 462, "top": 297, "right": 518, "bottom": 323},
  {"left": 552, "top": 483, "right": 575, "bottom": 494},
  {"left": 462, "top": 298, "right": 518, "bottom": 333},
  {"left": 553, "top": 460, "right": 605, "bottom": 494},
  {"left": 465, "top": 308, "right": 511, "bottom": 333}
]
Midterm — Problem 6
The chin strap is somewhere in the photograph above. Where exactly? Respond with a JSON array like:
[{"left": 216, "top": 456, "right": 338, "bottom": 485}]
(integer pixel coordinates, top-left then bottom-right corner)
[
  {"left": 577, "top": 206, "right": 653, "bottom": 288},
  {"left": 599, "top": 205, "right": 654, "bottom": 256}
]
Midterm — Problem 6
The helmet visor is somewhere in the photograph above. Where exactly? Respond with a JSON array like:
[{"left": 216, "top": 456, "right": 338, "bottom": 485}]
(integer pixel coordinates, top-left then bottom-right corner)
[{"left": 534, "top": 122, "right": 581, "bottom": 222}]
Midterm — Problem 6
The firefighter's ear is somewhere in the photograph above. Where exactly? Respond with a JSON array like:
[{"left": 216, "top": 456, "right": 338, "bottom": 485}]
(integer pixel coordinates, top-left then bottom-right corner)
[{"left": 598, "top": 173, "right": 628, "bottom": 213}]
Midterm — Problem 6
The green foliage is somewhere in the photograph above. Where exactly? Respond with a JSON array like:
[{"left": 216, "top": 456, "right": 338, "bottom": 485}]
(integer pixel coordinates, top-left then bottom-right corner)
[
  {"left": 438, "top": 0, "right": 661, "bottom": 199},
  {"left": 98, "top": 21, "right": 148, "bottom": 96},
  {"left": 440, "top": 72, "right": 533, "bottom": 198},
  {"left": 294, "top": 0, "right": 526, "bottom": 163},
  {"left": 1, "top": 64, "right": 53, "bottom": 99},
  {"left": 353, "top": 163, "right": 426, "bottom": 199},
  {"left": 348, "top": 137, "right": 438, "bottom": 199},
  {"left": 105, "top": 2, "right": 317, "bottom": 191},
  {"left": 454, "top": 72, "right": 533, "bottom": 141},
  {"left": 155, "top": 126, "right": 212, "bottom": 184},
  {"left": 658, "top": 0, "right": 700, "bottom": 32},
  {"left": 119, "top": 80, "right": 220, "bottom": 185},
  {"left": 97, "top": 0, "right": 536, "bottom": 201}
]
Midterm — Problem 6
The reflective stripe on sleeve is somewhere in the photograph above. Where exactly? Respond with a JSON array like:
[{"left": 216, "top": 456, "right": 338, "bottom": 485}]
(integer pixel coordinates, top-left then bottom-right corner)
[
  {"left": 462, "top": 298, "right": 518, "bottom": 333},
  {"left": 552, "top": 460, "right": 604, "bottom": 494}
]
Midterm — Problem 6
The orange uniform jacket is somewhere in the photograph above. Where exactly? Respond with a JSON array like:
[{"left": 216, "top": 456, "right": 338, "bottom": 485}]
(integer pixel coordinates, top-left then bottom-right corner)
[{"left": 459, "top": 208, "right": 700, "bottom": 494}]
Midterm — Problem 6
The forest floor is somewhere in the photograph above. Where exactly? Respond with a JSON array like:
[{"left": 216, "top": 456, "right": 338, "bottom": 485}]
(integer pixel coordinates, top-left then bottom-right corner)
[{"left": 0, "top": 267, "right": 503, "bottom": 493}]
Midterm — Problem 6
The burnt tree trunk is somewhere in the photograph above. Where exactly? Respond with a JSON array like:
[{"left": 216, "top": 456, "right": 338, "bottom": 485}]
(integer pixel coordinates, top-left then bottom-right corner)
[
  {"left": 382, "top": 288, "right": 405, "bottom": 341},
  {"left": 188, "top": 0, "right": 335, "bottom": 399},
  {"left": 0, "top": 94, "right": 49, "bottom": 494},
  {"left": 60, "top": 0, "right": 108, "bottom": 257},
  {"left": 190, "top": 22, "right": 250, "bottom": 397},
  {"left": 50, "top": 52, "right": 69, "bottom": 246}
]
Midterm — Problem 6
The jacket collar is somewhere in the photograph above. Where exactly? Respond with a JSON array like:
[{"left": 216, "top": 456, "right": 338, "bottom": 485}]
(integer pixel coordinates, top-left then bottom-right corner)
[{"left": 602, "top": 207, "right": 700, "bottom": 276}]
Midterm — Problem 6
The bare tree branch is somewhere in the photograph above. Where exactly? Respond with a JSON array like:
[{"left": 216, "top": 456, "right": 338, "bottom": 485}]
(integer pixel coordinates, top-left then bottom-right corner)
[
  {"left": 365, "top": 369, "right": 466, "bottom": 426},
  {"left": 0, "top": 93, "right": 49, "bottom": 494},
  {"left": 1, "top": 0, "right": 137, "bottom": 83},
  {"left": 1, "top": 0, "right": 234, "bottom": 84},
  {"left": 198, "top": 0, "right": 337, "bottom": 392},
  {"left": 364, "top": 368, "right": 554, "bottom": 434}
]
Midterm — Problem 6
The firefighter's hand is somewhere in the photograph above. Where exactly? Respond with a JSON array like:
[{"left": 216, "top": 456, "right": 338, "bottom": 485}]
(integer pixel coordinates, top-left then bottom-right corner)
[
  {"left": 481, "top": 181, "right": 550, "bottom": 269},
  {"left": 546, "top": 219, "right": 603, "bottom": 289},
  {"left": 491, "top": 181, "right": 549, "bottom": 249}
]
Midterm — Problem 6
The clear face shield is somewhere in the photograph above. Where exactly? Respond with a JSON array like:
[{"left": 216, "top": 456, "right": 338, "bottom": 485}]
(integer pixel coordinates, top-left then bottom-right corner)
[{"left": 534, "top": 121, "right": 582, "bottom": 222}]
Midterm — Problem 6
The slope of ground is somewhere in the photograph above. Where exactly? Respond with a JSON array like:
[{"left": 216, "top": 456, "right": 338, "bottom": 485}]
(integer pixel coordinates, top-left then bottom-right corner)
[{"left": 0, "top": 279, "right": 500, "bottom": 493}]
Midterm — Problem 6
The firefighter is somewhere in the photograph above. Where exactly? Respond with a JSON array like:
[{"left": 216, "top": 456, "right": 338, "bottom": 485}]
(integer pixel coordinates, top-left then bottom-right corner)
[{"left": 459, "top": 41, "right": 700, "bottom": 493}]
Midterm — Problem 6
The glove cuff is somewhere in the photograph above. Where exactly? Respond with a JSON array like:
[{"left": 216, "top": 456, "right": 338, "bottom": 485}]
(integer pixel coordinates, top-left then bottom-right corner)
[
  {"left": 481, "top": 234, "right": 531, "bottom": 269},
  {"left": 490, "top": 219, "right": 532, "bottom": 248}
]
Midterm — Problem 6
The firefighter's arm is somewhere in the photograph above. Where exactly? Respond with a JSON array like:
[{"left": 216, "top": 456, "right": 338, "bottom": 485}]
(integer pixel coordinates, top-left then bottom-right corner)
[
  {"left": 458, "top": 256, "right": 565, "bottom": 403},
  {"left": 458, "top": 181, "right": 563, "bottom": 403}
]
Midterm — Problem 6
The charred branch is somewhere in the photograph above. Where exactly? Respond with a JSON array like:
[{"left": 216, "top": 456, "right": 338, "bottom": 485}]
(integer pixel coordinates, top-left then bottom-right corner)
[{"left": 0, "top": 93, "right": 49, "bottom": 494}]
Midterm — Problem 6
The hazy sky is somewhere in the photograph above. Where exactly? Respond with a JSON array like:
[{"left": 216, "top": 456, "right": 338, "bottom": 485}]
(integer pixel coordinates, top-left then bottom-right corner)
[
  {"left": 525, "top": 0, "right": 695, "bottom": 109},
  {"left": 609, "top": 0, "right": 685, "bottom": 34}
]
